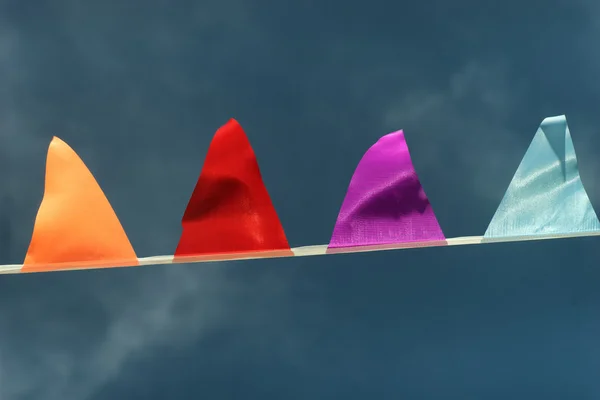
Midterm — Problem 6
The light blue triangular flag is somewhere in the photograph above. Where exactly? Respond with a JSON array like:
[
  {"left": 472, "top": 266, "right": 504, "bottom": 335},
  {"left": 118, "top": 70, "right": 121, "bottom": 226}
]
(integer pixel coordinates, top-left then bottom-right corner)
[{"left": 483, "top": 115, "right": 600, "bottom": 239}]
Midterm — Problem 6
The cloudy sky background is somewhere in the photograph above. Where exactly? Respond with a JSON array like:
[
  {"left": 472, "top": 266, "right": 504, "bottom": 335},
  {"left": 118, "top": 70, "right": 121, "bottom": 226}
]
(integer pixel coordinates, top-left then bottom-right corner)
[{"left": 1, "top": 0, "right": 600, "bottom": 398}]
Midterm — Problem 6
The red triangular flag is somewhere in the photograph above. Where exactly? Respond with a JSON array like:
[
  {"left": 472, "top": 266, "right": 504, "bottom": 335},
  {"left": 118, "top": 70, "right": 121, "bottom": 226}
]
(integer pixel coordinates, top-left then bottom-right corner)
[{"left": 174, "top": 119, "right": 290, "bottom": 258}]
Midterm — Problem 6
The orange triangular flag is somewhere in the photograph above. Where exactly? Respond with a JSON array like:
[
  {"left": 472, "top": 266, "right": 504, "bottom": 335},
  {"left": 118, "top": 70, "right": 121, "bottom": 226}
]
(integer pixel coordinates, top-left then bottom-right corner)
[{"left": 23, "top": 137, "right": 138, "bottom": 272}]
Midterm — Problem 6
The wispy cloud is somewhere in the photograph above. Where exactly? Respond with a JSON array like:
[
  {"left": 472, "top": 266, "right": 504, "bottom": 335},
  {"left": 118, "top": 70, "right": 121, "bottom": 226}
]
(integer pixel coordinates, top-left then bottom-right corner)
[
  {"left": 1, "top": 0, "right": 600, "bottom": 399},
  {"left": 383, "top": 60, "right": 530, "bottom": 203},
  {"left": 0, "top": 3, "right": 271, "bottom": 399},
  {"left": 0, "top": 263, "right": 295, "bottom": 400}
]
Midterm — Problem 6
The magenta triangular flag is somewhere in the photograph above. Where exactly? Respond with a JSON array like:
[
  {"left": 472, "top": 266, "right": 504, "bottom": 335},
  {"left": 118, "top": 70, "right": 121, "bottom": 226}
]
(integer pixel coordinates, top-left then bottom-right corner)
[{"left": 328, "top": 130, "right": 445, "bottom": 249}]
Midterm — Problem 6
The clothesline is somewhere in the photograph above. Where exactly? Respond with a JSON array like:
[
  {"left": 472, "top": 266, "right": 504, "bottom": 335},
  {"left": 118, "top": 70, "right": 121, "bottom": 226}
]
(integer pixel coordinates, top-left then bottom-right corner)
[{"left": 2, "top": 230, "right": 598, "bottom": 275}]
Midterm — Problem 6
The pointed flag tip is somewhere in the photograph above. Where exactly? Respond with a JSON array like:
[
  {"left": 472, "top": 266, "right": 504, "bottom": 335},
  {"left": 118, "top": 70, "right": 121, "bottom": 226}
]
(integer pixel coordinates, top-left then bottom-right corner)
[
  {"left": 23, "top": 137, "right": 138, "bottom": 272},
  {"left": 484, "top": 115, "right": 600, "bottom": 239},
  {"left": 50, "top": 136, "right": 64, "bottom": 145},
  {"left": 222, "top": 118, "right": 242, "bottom": 131},
  {"left": 541, "top": 115, "right": 566, "bottom": 126},
  {"left": 174, "top": 121, "right": 290, "bottom": 257},
  {"left": 328, "top": 129, "right": 445, "bottom": 249}
]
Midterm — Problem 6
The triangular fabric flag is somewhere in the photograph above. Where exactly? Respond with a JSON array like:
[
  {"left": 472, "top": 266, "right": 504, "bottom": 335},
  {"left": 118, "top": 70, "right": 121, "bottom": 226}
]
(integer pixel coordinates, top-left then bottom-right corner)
[
  {"left": 328, "top": 130, "right": 446, "bottom": 250},
  {"left": 174, "top": 119, "right": 291, "bottom": 259},
  {"left": 23, "top": 137, "right": 138, "bottom": 272},
  {"left": 484, "top": 115, "right": 600, "bottom": 239}
]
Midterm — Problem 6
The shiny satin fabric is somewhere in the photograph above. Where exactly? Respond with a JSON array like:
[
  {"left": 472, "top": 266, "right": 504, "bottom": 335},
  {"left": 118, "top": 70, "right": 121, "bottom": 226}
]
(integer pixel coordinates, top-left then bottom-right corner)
[
  {"left": 328, "top": 130, "right": 445, "bottom": 248},
  {"left": 484, "top": 115, "right": 600, "bottom": 239},
  {"left": 23, "top": 137, "right": 138, "bottom": 272},
  {"left": 174, "top": 119, "right": 290, "bottom": 256}
]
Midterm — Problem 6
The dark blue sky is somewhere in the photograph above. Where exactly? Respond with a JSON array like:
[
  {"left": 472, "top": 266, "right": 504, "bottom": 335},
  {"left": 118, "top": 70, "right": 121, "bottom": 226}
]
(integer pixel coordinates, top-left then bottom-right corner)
[{"left": 1, "top": 0, "right": 600, "bottom": 398}]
